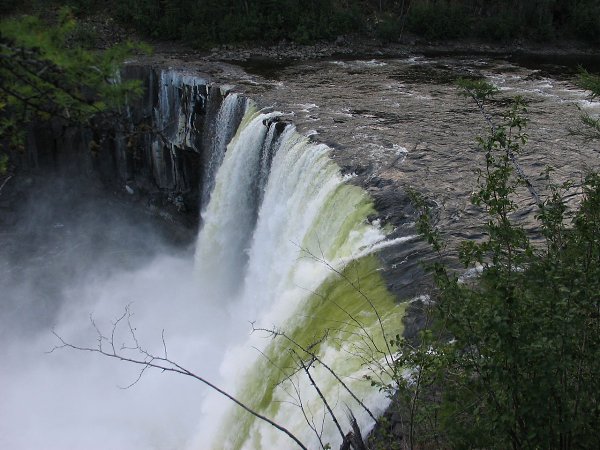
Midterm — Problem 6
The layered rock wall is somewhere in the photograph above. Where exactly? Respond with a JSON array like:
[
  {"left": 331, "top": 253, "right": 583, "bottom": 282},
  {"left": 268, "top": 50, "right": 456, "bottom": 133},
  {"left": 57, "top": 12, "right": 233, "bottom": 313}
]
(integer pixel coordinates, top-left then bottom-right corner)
[{"left": 20, "top": 65, "right": 245, "bottom": 229}]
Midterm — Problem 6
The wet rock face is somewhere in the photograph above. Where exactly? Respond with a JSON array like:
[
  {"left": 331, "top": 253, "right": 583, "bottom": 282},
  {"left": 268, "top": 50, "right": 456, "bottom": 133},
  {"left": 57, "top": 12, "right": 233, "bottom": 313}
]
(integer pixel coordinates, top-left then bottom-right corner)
[{"left": 19, "top": 65, "right": 244, "bottom": 232}]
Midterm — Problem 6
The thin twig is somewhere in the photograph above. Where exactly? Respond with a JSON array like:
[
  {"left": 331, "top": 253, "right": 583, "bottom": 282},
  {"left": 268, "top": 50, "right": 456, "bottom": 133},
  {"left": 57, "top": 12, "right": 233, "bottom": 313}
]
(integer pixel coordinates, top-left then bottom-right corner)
[
  {"left": 296, "top": 353, "right": 346, "bottom": 442},
  {"left": 49, "top": 309, "right": 308, "bottom": 450},
  {"left": 253, "top": 324, "right": 379, "bottom": 425}
]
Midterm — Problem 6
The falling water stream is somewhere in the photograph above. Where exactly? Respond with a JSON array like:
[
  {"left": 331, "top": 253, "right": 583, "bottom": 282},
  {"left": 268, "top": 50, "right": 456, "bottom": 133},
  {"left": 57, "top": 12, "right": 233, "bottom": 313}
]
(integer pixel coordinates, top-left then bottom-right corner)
[{"left": 191, "top": 88, "right": 406, "bottom": 449}]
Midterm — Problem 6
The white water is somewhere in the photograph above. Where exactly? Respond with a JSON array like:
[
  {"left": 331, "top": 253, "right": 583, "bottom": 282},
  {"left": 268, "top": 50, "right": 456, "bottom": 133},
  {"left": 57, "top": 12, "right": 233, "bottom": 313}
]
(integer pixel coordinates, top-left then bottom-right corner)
[
  {"left": 0, "top": 69, "right": 403, "bottom": 450},
  {"left": 192, "top": 102, "right": 401, "bottom": 449},
  {"left": 201, "top": 93, "right": 247, "bottom": 208},
  {"left": 194, "top": 106, "right": 280, "bottom": 300}
]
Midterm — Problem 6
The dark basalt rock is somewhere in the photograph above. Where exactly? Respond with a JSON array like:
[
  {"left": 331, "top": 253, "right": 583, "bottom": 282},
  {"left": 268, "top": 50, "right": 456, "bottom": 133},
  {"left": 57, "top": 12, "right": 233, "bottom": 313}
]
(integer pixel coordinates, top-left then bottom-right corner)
[{"left": 16, "top": 65, "right": 244, "bottom": 239}]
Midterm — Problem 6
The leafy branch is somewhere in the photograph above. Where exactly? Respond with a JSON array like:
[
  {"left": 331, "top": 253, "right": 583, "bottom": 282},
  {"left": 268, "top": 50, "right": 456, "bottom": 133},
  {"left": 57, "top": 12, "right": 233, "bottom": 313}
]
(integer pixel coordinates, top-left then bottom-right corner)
[{"left": 0, "top": 8, "right": 148, "bottom": 173}]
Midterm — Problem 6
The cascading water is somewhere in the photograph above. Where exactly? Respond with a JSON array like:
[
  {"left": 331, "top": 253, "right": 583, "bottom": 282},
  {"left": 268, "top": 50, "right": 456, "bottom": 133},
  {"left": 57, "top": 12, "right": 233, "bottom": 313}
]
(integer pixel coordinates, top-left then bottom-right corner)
[
  {"left": 191, "top": 83, "right": 408, "bottom": 448},
  {"left": 201, "top": 92, "right": 248, "bottom": 209},
  {"left": 194, "top": 106, "right": 282, "bottom": 300}
]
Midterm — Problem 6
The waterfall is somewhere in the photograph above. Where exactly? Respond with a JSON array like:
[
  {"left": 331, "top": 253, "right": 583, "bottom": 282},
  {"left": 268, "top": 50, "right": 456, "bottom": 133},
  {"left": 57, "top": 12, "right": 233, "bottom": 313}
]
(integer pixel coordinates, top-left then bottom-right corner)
[
  {"left": 201, "top": 91, "right": 248, "bottom": 209},
  {"left": 192, "top": 92, "right": 406, "bottom": 449},
  {"left": 194, "top": 106, "right": 281, "bottom": 300},
  {"left": 0, "top": 68, "right": 407, "bottom": 450}
]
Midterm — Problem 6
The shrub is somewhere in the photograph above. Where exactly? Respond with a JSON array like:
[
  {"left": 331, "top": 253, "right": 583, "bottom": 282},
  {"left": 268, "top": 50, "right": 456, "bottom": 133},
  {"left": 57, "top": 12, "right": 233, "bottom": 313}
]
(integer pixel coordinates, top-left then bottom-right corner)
[
  {"left": 568, "top": 0, "right": 600, "bottom": 42},
  {"left": 397, "top": 78, "right": 600, "bottom": 449}
]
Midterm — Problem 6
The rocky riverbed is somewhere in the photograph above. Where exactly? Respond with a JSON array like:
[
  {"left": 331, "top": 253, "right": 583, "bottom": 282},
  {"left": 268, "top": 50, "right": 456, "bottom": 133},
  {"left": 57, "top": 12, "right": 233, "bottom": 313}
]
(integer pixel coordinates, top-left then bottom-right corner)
[{"left": 136, "top": 47, "right": 600, "bottom": 299}]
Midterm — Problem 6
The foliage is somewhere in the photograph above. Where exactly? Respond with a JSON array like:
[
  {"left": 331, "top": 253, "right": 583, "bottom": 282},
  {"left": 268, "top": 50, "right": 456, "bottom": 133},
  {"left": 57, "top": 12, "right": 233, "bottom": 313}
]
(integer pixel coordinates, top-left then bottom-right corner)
[
  {"left": 400, "top": 0, "right": 587, "bottom": 42},
  {"left": 473, "top": 10, "right": 522, "bottom": 42},
  {"left": 0, "top": 152, "right": 8, "bottom": 174},
  {"left": 567, "top": 0, "right": 600, "bottom": 42},
  {"left": 578, "top": 69, "right": 600, "bottom": 98},
  {"left": 388, "top": 79, "right": 600, "bottom": 449},
  {"left": 112, "top": 0, "right": 363, "bottom": 47},
  {"left": 0, "top": 8, "right": 146, "bottom": 173},
  {"left": 406, "top": 1, "right": 470, "bottom": 40},
  {"left": 20, "top": 0, "right": 597, "bottom": 46},
  {"left": 575, "top": 69, "right": 600, "bottom": 139},
  {"left": 375, "top": 14, "right": 404, "bottom": 42}
]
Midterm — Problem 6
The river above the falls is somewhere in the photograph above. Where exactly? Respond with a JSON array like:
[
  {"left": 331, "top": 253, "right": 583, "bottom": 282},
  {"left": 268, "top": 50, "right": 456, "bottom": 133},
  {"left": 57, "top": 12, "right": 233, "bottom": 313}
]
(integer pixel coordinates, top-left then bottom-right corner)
[{"left": 230, "top": 52, "right": 600, "bottom": 236}]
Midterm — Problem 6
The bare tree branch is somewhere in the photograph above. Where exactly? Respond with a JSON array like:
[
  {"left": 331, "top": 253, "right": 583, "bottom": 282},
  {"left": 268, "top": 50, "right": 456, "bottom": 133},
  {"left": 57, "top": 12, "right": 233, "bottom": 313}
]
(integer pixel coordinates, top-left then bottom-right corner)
[
  {"left": 295, "top": 242, "right": 395, "bottom": 369},
  {"left": 254, "top": 345, "right": 329, "bottom": 449},
  {"left": 49, "top": 308, "right": 308, "bottom": 450},
  {"left": 252, "top": 324, "right": 379, "bottom": 426},
  {"left": 292, "top": 271, "right": 390, "bottom": 366},
  {"left": 295, "top": 352, "right": 346, "bottom": 442},
  {"left": 0, "top": 175, "right": 13, "bottom": 195}
]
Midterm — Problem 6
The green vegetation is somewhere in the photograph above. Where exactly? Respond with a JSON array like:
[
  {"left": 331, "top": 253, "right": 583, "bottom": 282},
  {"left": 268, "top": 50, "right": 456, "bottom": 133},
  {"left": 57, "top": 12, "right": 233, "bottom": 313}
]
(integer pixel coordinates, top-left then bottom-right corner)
[
  {"left": 577, "top": 69, "right": 600, "bottom": 139},
  {"left": 112, "top": 0, "right": 363, "bottom": 46},
  {"left": 381, "top": 76, "right": 600, "bottom": 449},
  {"left": 111, "top": 0, "right": 600, "bottom": 45},
  {"left": 380, "top": 0, "right": 600, "bottom": 43},
  {"left": 0, "top": 8, "right": 146, "bottom": 174},
  {"left": 3, "top": 1, "right": 599, "bottom": 47}
]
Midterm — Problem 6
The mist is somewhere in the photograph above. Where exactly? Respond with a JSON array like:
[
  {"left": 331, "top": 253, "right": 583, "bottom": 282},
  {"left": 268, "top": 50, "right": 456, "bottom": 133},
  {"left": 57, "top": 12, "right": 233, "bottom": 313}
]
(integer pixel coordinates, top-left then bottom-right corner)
[{"left": 0, "top": 176, "right": 228, "bottom": 450}]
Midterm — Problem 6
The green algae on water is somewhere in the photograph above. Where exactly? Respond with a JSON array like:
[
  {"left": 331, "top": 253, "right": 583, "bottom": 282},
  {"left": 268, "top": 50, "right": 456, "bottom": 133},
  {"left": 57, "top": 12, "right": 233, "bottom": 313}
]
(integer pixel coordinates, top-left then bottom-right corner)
[{"left": 220, "top": 254, "right": 405, "bottom": 450}]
